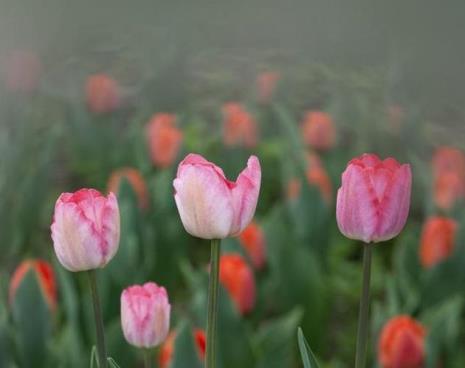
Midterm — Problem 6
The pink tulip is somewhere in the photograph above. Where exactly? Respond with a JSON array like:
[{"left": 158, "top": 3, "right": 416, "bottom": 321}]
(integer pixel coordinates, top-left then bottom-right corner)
[
  {"left": 51, "top": 188, "right": 120, "bottom": 272},
  {"left": 173, "top": 154, "right": 261, "bottom": 239},
  {"left": 121, "top": 282, "right": 171, "bottom": 348},
  {"left": 336, "top": 153, "right": 411, "bottom": 243}
]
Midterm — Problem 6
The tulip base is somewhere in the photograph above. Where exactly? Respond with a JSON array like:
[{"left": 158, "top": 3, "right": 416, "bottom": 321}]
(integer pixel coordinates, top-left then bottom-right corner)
[
  {"left": 88, "top": 270, "right": 108, "bottom": 368},
  {"left": 354, "top": 243, "right": 372, "bottom": 368},
  {"left": 206, "top": 239, "right": 221, "bottom": 368}
]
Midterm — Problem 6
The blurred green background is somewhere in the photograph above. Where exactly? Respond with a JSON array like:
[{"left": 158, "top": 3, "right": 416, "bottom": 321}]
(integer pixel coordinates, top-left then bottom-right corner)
[{"left": 1, "top": 1, "right": 465, "bottom": 367}]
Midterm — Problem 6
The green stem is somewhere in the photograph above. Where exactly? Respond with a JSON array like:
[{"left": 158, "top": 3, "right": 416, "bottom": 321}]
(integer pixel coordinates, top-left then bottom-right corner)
[
  {"left": 205, "top": 239, "right": 221, "bottom": 368},
  {"left": 88, "top": 270, "right": 108, "bottom": 368},
  {"left": 354, "top": 244, "right": 372, "bottom": 368},
  {"left": 144, "top": 349, "right": 152, "bottom": 368}
]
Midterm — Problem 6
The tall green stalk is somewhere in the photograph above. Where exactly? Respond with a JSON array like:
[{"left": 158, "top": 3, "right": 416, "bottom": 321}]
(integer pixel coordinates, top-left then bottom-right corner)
[
  {"left": 88, "top": 270, "right": 108, "bottom": 368},
  {"left": 144, "top": 349, "right": 152, "bottom": 368},
  {"left": 205, "top": 239, "right": 221, "bottom": 368},
  {"left": 354, "top": 244, "right": 372, "bottom": 368}
]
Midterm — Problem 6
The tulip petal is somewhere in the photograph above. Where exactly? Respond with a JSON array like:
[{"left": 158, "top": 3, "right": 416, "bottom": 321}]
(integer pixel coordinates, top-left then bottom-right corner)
[
  {"left": 229, "top": 156, "right": 261, "bottom": 235},
  {"left": 174, "top": 158, "right": 234, "bottom": 239}
]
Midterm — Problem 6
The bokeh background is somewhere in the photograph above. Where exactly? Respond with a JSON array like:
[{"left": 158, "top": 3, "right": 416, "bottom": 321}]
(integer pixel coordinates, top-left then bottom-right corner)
[{"left": 1, "top": 1, "right": 465, "bottom": 367}]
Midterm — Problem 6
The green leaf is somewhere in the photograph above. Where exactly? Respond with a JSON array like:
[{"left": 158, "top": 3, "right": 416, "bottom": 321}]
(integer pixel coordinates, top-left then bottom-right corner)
[
  {"left": 90, "top": 346, "right": 97, "bottom": 368},
  {"left": 297, "top": 328, "right": 320, "bottom": 368},
  {"left": 170, "top": 320, "right": 203, "bottom": 368},
  {"left": 254, "top": 308, "right": 303, "bottom": 368},
  {"left": 107, "top": 357, "right": 121, "bottom": 368}
]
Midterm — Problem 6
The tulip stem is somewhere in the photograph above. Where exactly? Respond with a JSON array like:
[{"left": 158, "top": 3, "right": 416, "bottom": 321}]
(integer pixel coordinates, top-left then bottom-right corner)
[
  {"left": 144, "top": 349, "right": 152, "bottom": 368},
  {"left": 355, "top": 244, "right": 372, "bottom": 368},
  {"left": 88, "top": 270, "right": 108, "bottom": 368},
  {"left": 206, "top": 239, "right": 221, "bottom": 368}
]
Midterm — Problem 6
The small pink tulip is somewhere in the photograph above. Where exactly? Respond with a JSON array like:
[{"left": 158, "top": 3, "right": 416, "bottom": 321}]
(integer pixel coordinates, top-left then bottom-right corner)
[
  {"left": 51, "top": 188, "right": 120, "bottom": 272},
  {"left": 173, "top": 154, "right": 261, "bottom": 239},
  {"left": 121, "top": 282, "right": 171, "bottom": 348},
  {"left": 336, "top": 153, "right": 411, "bottom": 243}
]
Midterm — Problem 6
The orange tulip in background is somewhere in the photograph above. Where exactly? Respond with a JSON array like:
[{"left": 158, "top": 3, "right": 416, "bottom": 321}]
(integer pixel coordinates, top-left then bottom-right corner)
[
  {"left": 9, "top": 259, "right": 57, "bottom": 312},
  {"left": 378, "top": 315, "right": 426, "bottom": 368},
  {"left": 158, "top": 329, "right": 206, "bottom": 368},
  {"left": 3, "top": 49, "right": 42, "bottom": 93},
  {"left": 432, "top": 147, "right": 465, "bottom": 210},
  {"left": 219, "top": 253, "right": 255, "bottom": 315},
  {"left": 286, "top": 153, "right": 332, "bottom": 204},
  {"left": 85, "top": 73, "right": 121, "bottom": 114},
  {"left": 419, "top": 216, "right": 457, "bottom": 269},
  {"left": 238, "top": 221, "right": 266, "bottom": 270},
  {"left": 301, "top": 111, "right": 336, "bottom": 151},
  {"left": 146, "top": 113, "right": 183, "bottom": 168},
  {"left": 256, "top": 71, "right": 280, "bottom": 104},
  {"left": 107, "top": 168, "right": 149, "bottom": 209},
  {"left": 222, "top": 103, "right": 258, "bottom": 148}
]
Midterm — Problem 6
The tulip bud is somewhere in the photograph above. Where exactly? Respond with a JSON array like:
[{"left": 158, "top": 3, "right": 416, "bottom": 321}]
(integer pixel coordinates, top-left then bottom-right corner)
[
  {"left": 121, "top": 282, "right": 171, "bottom": 348},
  {"left": 9, "top": 259, "right": 57, "bottom": 312},
  {"left": 256, "top": 71, "right": 280, "bottom": 104},
  {"left": 51, "top": 188, "right": 120, "bottom": 272},
  {"left": 146, "top": 113, "right": 183, "bottom": 168},
  {"left": 85, "top": 73, "right": 121, "bottom": 114},
  {"left": 222, "top": 103, "right": 258, "bottom": 148},
  {"left": 158, "top": 328, "right": 206, "bottom": 368},
  {"left": 107, "top": 167, "right": 149, "bottom": 209},
  {"left": 336, "top": 153, "right": 412, "bottom": 243},
  {"left": 3, "top": 49, "right": 42, "bottom": 93},
  {"left": 378, "top": 315, "right": 426, "bottom": 368},
  {"left": 173, "top": 154, "right": 261, "bottom": 239},
  {"left": 239, "top": 221, "right": 266, "bottom": 270},
  {"left": 219, "top": 253, "right": 255, "bottom": 315},
  {"left": 419, "top": 216, "right": 457, "bottom": 268},
  {"left": 301, "top": 111, "right": 336, "bottom": 151}
]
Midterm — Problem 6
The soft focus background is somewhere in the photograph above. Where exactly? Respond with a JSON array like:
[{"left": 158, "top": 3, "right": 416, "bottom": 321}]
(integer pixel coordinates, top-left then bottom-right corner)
[{"left": 1, "top": 1, "right": 465, "bottom": 367}]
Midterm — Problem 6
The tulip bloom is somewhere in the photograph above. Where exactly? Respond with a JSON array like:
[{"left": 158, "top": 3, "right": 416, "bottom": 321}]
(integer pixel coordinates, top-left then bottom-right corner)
[
  {"left": 239, "top": 221, "right": 266, "bottom": 270},
  {"left": 419, "top": 216, "right": 457, "bottom": 268},
  {"left": 85, "top": 73, "right": 121, "bottom": 114},
  {"left": 219, "top": 253, "right": 256, "bottom": 315},
  {"left": 158, "top": 329, "right": 206, "bottom": 368},
  {"left": 336, "top": 153, "right": 412, "bottom": 243},
  {"left": 121, "top": 282, "right": 171, "bottom": 348},
  {"left": 223, "top": 103, "right": 258, "bottom": 148},
  {"left": 378, "top": 315, "right": 426, "bottom": 368},
  {"left": 9, "top": 259, "right": 57, "bottom": 311},
  {"left": 51, "top": 188, "right": 120, "bottom": 272},
  {"left": 107, "top": 167, "right": 149, "bottom": 209},
  {"left": 301, "top": 111, "right": 336, "bottom": 151},
  {"left": 173, "top": 154, "right": 261, "bottom": 239},
  {"left": 432, "top": 147, "right": 465, "bottom": 210},
  {"left": 256, "top": 71, "right": 280, "bottom": 104},
  {"left": 3, "top": 49, "right": 42, "bottom": 93},
  {"left": 146, "top": 113, "right": 183, "bottom": 168}
]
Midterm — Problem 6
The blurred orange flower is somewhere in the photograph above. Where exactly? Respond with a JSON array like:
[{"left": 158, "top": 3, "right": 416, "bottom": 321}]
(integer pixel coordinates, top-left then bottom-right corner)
[
  {"left": 286, "top": 153, "right": 332, "bottom": 204},
  {"left": 238, "top": 221, "right": 266, "bottom": 270},
  {"left": 85, "top": 73, "right": 121, "bottom": 114},
  {"left": 9, "top": 259, "right": 57, "bottom": 312},
  {"left": 146, "top": 113, "right": 183, "bottom": 168},
  {"left": 158, "top": 328, "right": 206, "bottom": 367},
  {"left": 223, "top": 103, "right": 258, "bottom": 148},
  {"left": 301, "top": 111, "right": 336, "bottom": 151},
  {"left": 432, "top": 147, "right": 465, "bottom": 210},
  {"left": 219, "top": 253, "right": 255, "bottom": 315},
  {"left": 3, "top": 49, "right": 42, "bottom": 93},
  {"left": 256, "top": 71, "right": 280, "bottom": 104},
  {"left": 378, "top": 315, "right": 426, "bottom": 368},
  {"left": 107, "top": 168, "right": 149, "bottom": 209},
  {"left": 419, "top": 216, "right": 457, "bottom": 268}
]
